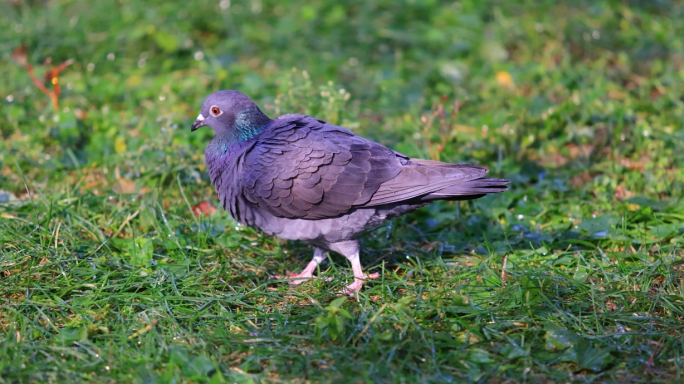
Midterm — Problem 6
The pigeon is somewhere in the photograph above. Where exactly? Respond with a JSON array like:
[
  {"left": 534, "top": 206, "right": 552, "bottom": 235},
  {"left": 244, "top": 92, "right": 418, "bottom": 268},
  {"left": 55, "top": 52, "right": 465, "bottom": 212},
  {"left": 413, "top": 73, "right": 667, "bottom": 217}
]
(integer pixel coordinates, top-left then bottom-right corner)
[{"left": 192, "top": 90, "right": 510, "bottom": 294}]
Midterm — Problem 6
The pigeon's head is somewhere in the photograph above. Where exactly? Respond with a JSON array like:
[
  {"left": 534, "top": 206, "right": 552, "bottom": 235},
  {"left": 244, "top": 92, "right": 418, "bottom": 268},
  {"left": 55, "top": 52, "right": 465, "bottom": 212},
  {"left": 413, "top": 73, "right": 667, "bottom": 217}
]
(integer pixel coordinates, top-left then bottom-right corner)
[{"left": 192, "top": 90, "right": 271, "bottom": 142}]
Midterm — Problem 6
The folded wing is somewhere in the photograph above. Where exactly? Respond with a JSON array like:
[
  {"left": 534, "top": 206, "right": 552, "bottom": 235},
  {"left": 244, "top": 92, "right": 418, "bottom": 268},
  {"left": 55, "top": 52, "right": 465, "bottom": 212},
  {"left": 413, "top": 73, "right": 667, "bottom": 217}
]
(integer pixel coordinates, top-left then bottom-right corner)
[{"left": 241, "top": 115, "right": 509, "bottom": 219}]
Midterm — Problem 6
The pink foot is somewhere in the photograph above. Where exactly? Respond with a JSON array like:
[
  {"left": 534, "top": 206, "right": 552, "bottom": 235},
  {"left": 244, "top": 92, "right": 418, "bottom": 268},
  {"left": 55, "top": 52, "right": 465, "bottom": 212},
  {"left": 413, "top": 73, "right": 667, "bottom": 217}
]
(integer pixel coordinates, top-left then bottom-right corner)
[
  {"left": 272, "top": 270, "right": 313, "bottom": 285},
  {"left": 341, "top": 272, "right": 380, "bottom": 295}
]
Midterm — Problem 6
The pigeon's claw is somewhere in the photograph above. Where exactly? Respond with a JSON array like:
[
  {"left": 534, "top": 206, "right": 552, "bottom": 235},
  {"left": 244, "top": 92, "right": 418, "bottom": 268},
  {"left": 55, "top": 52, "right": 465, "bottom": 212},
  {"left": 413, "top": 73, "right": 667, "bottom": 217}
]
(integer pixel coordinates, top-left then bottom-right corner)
[
  {"left": 341, "top": 281, "right": 364, "bottom": 296},
  {"left": 340, "top": 273, "right": 380, "bottom": 296},
  {"left": 275, "top": 270, "right": 314, "bottom": 285},
  {"left": 272, "top": 270, "right": 332, "bottom": 285}
]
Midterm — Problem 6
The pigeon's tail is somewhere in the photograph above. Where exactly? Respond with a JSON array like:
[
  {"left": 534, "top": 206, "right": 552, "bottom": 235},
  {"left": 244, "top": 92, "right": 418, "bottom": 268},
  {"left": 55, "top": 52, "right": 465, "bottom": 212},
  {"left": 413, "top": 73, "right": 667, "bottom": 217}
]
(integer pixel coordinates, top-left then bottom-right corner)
[
  {"left": 423, "top": 177, "right": 510, "bottom": 201},
  {"left": 366, "top": 161, "right": 510, "bottom": 207}
]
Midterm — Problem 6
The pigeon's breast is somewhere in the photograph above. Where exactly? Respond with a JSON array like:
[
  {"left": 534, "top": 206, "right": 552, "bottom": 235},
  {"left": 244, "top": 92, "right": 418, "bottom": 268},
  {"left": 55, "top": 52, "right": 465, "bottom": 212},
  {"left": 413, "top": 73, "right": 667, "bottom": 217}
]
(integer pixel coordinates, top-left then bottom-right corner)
[
  {"left": 246, "top": 201, "right": 429, "bottom": 245},
  {"left": 250, "top": 207, "right": 386, "bottom": 245},
  {"left": 206, "top": 146, "right": 258, "bottom": 226}
]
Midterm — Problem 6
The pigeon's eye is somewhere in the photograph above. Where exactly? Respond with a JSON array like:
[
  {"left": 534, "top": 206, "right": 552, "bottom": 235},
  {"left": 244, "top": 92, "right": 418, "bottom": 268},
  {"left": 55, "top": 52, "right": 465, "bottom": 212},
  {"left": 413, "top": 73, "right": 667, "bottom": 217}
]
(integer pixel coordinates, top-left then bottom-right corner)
[{"left": 210, "top": 106, "right": 222, "bottom": 116}]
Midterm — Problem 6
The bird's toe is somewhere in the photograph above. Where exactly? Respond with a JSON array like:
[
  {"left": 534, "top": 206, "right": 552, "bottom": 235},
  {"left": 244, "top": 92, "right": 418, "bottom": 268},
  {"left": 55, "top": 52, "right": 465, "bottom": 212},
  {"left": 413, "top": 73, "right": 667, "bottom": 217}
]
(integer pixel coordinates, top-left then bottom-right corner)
[
  {"left": 272, "top": 270, "right": 318, "bottom": 285},
  {"left": 287, "top": 277, "right": 310, "bottom": 286},
  {"left": 286, "top": 271, "right": 312, "bottom": 285},
  {"left": 340, "top": 280, "right": 365, "bottom": 296},
  {"left": 339, "top": 273, "right": 380, "bottom": 295}
]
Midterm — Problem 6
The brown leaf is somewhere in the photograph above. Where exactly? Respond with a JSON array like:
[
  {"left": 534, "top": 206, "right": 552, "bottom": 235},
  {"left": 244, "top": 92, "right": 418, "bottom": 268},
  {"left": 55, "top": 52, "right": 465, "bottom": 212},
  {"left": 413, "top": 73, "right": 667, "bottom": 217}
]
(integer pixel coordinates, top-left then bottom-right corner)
[
  {"left": 192, "top": 202, "right": 217, "bottom": 217},
  {"left": 113, "top": 178, "right": 137, "bottom": 194},
  {"left": 83, "top": 168, "right": 106, "bottom": 189},
  {"left": 615, "top": 155, "right": 649, "bottom": 171},
  {"left": 570, "top": 170, "right": 593, "bottom": 188},
  {"left": 11, "top": 45, "right": 28, "bottom": 67},
  {"left": 614, "top": 184, "right": 634, "bottom": 201},
  {"left": 539, "top": 144, "right": 595, "bottom": 168},
  {"left": 538, "top": 151, "right": 568, "bottom": 167},
  {"left": 74, "top": 108, "right": 88, "bottom": 120},
  {"left": 568, "top": 144, "right": 594, "bottom": 158}
]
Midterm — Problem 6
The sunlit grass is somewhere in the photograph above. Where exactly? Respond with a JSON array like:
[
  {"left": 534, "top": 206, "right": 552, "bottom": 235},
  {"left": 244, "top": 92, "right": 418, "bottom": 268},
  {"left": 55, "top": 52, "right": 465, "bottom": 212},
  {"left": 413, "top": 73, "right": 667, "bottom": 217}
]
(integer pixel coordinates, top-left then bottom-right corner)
[{"left": 1, "top": 0, "right": 684, "bottom": 382}]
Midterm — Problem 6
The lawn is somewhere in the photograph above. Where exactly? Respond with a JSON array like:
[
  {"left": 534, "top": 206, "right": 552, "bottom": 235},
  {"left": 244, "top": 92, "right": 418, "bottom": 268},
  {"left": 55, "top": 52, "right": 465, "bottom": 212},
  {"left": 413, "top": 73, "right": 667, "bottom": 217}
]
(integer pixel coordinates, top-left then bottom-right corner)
[{"left": 1, "top": 0, "right": 684, "bottom": 382}]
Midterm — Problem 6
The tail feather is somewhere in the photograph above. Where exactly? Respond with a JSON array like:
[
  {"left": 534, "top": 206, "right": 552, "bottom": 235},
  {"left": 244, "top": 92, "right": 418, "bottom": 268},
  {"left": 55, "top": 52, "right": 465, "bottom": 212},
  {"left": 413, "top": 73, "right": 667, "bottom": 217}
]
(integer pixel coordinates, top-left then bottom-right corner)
[
  {"left": 367, "top": 158, "right": 510, "bottom": 206},
  {"left": 424, "top": 177, "right": 510, "bottom": 201}
]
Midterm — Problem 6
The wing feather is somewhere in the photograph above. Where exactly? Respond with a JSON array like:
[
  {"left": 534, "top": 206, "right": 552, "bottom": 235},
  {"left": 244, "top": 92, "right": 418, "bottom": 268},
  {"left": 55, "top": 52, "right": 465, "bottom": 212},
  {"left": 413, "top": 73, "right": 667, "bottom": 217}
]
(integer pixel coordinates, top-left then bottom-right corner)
[
  {"left": 240, "top": 115, "right": 402, "bottom": 219},
  {"left": 239, "top": 114, "right": 505, "bottom": 219}
]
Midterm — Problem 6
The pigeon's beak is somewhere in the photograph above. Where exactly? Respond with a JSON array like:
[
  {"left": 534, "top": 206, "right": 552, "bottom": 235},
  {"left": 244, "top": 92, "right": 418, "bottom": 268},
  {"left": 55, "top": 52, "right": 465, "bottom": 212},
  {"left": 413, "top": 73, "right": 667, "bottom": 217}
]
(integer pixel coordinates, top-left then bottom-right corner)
[{"left": 191, "top": 113, "right": 205, "bottom": 131}]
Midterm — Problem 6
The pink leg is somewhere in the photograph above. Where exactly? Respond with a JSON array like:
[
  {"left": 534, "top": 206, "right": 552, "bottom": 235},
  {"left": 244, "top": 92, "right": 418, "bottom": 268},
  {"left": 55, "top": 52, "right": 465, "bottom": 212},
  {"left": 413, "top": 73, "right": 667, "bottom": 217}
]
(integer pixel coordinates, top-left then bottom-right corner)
[
  {"left": 328, "top": 241, "right": 380, "bottom": 295},
  {"left": 274, "top": 247, "right": 327, "bottom": 285}
]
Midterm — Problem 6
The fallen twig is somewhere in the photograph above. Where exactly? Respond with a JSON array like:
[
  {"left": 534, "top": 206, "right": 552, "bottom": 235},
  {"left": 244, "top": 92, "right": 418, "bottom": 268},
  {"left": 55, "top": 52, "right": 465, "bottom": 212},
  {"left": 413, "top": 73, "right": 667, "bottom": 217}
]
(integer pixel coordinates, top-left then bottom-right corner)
[{"left": 12, "top": 45, "right": 73, "bottom": 110}]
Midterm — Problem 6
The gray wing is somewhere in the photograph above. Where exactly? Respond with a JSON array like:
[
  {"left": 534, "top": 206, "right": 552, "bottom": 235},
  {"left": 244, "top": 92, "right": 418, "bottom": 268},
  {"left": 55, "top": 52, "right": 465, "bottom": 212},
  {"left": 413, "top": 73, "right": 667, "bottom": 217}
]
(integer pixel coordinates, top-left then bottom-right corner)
[
  {"left": 240, "top": 115, "right": 403, "bottom": 219},
  {"left": 240, "top": 114, "right": 507, "bottom": 220}
]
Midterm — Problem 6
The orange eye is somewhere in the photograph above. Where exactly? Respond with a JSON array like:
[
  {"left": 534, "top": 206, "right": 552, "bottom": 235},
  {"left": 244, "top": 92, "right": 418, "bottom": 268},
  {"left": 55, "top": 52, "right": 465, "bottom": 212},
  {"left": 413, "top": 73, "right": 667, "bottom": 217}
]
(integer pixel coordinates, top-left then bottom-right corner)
[{"left": 210, "top": 106, "right": 221, "bottom": 116}]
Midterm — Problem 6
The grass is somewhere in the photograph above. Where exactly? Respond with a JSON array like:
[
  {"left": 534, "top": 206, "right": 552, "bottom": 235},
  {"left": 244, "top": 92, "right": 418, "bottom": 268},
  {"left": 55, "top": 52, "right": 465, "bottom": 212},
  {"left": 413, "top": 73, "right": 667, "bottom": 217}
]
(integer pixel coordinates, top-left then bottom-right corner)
[{"left": 1, "top": 0, "right": 684, "bottom": 382}]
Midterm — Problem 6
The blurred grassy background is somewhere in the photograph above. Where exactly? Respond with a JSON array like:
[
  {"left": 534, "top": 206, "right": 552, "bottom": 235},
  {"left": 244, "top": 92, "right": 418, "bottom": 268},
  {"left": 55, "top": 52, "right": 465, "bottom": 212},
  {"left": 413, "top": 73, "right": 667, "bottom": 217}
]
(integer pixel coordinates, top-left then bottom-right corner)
[{"left": 1, "top": 0, "right": 684, "bottom": 382}]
